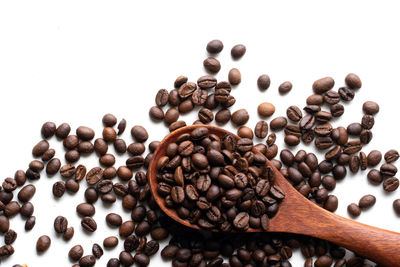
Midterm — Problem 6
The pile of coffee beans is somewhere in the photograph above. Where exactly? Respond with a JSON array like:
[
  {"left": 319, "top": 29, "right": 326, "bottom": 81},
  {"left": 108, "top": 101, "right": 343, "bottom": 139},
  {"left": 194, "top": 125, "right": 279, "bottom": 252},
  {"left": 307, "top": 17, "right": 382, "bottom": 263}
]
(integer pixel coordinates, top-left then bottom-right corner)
[
  {"left": 156, "top": 126, "right": 284, "bottom": 231},
  {"left": 0, "top": 39, "right": 397, "bottom": 266}
]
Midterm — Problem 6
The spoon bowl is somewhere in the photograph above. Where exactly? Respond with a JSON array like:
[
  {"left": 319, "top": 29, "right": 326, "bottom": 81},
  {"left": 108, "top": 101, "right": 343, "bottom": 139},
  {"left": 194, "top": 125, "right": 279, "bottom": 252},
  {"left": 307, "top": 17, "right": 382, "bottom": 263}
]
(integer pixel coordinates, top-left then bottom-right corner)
[{"left": 148, "top": 125, "right": 400, "bottom": 266}]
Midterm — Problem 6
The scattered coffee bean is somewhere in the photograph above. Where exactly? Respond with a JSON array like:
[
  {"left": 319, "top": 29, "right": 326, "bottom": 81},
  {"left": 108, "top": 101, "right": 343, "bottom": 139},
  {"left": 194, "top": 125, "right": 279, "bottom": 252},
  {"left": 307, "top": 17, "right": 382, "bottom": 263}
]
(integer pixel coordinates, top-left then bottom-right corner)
[
  {"left": 358, "top": 194, "right": 376, "bottom": 209},
  {"left": 231, "top": 44, "right": 246, "bottom": 59},
  {"left": 258, "top": 102, "right": 275, "bottom": 117},
  {"left": 257, "top": 74, "right": 271, "bottom": 90},
  {"left": 206, "top": 40, "right": 223, "bottom": 54}
]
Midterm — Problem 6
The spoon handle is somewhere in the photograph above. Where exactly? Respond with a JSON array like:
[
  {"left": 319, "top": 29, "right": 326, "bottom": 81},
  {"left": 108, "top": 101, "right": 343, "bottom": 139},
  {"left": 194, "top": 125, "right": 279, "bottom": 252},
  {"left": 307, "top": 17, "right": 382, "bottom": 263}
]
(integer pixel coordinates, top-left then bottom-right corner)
[{"left": 291, "top": 205, "right": 400, "bottom": 266}]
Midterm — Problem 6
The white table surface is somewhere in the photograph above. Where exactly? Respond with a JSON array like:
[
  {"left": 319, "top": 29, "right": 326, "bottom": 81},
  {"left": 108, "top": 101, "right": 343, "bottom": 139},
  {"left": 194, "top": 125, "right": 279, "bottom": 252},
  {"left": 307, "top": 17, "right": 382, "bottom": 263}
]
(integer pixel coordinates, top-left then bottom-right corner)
[{"left": 0, "top": 0, "right": 399, "bottom": 266}]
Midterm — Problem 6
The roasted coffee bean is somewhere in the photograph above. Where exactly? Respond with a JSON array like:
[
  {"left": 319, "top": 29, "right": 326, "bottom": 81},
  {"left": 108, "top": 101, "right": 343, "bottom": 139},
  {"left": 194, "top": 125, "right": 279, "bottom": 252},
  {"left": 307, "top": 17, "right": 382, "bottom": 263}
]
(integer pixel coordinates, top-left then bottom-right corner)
[
  {"left": 131, "top": 125, "right": 149, "bottom": 142},
  {"left": 0, "top": 215, "right": 10, "bottom": 233},
  {"left": 313, "top": 77, "right": 334, "bottom": 94},
  {"left": 367, "top": 150, "right": 382, "bottom": 166},
  {"left": 343, "top": 140, "right": 362, "bottom": 154},
  {"left": 79, "top": 255, "right": 96, "bottom": 267},
  {"left": 103, "top": 236, "right": 119, "bottom": 248},
  {"left": 102, "top": 113, "right": 117, "bottom": 127},
  {"left": 380, "top": 163, "right": 397, "bottom": 176},
  {"left": 361, "top": 114, "right": 374, "bottom": 130},
  {"left": 278, "top": 81, "right": 292, "bottom": 94},
  {"left": 237, "top": 126, "right": 253, "bottom": 139},
  {"left": 169, "top": 121, "right": 187, "bottom": 132},
  {"left": 14, "top": 170, "right": 26, "bottom": 186},
  {"left": 149, "top": 106, "right": 164, "bottom": 120},
  {"left": 63, "top": 227, "right": 74, "bottom": 241},
  {"left": 315, "top": 111, "right": 332, "bottom": 123},
  {"left": 284, "top": 124, "right": 301, "bottom": 137},
  {"left": 81, "top": 217, "right": 97, "bottom": 232},
  {"left": 363, "top": 101, "right": 379, "bottom": 115},
  {"left": 215, "top": 109, "right": 231, "bottom": 124},
  {"left": 119, "top": 221, "right": 135, "bottom": 237},
  {"left": 231, "top": 44, "right": 246, "bottom": 59},
  {"left": 94, "top": 138, "right": 108, "bottom": 155},
  {"left": 134, "top": 253, "right": 150, "bottom": 267},
  {"left": 203, "top": 57, "right": 221, "bottom": 73},
  {"left": 324, "top": 195, "right": 338, "bottom": 212},
  {"left": 76, "top": 126, "right": 95, "bottom": 141},
  {"left": 257, "top": 74, "right": 271, "bottom": 90},
  {"left": 2, "top": 178, "right": 16, "bottom": 192},
  {"left": 92, "top": 243, "right": 103, "bottom": 259},
  {"left": 25, "top": 216, "right": 36, "bottom": 231},
  {"left": 54, "top": 216, "right": 68, "bottom": 233},
  {"left": 77, "top": 203, "right": 95, "bottom": 217},
  {"left": 100, "top": 154, "right": 116, "bottom": 167},
  {"left": 29, "top": 160, "right": 44, "bottom": 172},
  {"left": 258, "top": 102, "right": 275, "bottom": 117},
  {"left": 102, "top": 127, "right": 117, "bottom": 142},
  {"left": 207, "top": 40, "right": 223, "bottom": 53},
  {"left": 41, "top": 122, "right": 56, "bottom": 138},
  {"left": 53, "top": 181, "right": 66, "bottom": 198},
  {"left": 4, "top": 201, "right": 20, "bottom": 217},
  {"left": 393, "top": 199, "right": 400, "bottom": 215},
  {"left": 106, "top": 213, "right": 123, "bottom": 227},
  {"left": 315, "top": 255, "right": 333, "bottom": 267},
  {"left": 69, "top": 245, "right": 84, "bottom": 261},
  {"left": 4, "top": 229, "right": 17, "bottom": 245},
  {"left": 20, "top": 202, "right": 34, "bottom": 217},
  {"left": 117, "top": 119, "right": 126, "bottom": 135},
  {"left": 383, "top": 177, "right": 399, "bottom": 192},
  {"left": 233, "top": 212, "right": 249, "bottom": 229},
  {"left": 359, "top": 194, "right": 376, "bottom": 209},
  {"left": 299, "top": 114, "right": 316, "bottom": 130},
  {"left": 198, "top": 108, "right": 214, "bottom": 123},
  {"left": 360, "top": 129, "right": 373, "bottom": 144},
  {"left": 307, "top": 94, "right": 324, "bottom": 105},
  {"left": 345, "top": 73, "right": 362, "bottom": 89},
  {"left": 284, "top": 135, "right": 300, "bottom": 146},
  {"left": 315, "top": 137, "right": 334, "bottom": 150},
  {"left": 46, "top": 158, "right": 61, "bottom": 175},
  {"left": 155, "top": 89, "right": 169, "bottom": 107},
  {"left": 32, "top": 140, "right": 50, "bottom": 157},
  {"left": 86, "top": 167, "right": 103, "bottom": 185},
  {"left": 192, "top": 89, "right": 208, "bottom": 106},
  {"left": 385, "top": 149, "right": 399, "bottom": 163},
  {"left": 331, "top": 126, "right": 348, "bottom": 145},
  {"left": 349, "top": 156, "right": 360, "bottom": 173},
  {"left": 36, "top": 235, "right": 51, "bottom": 252},
  {"left": 339, "top": 86, "right": 355, "bottom": 101},
  {"left": 367, "top": 169, "right": 383, "bottom": 184},
  {"left": 231, "top": 109, "right": 249, "bottom": 125},
  {"left": 228, "top": 68, "right": 241, "bottom": 85},
  {"left": 330, "top": 104, "right": 344, "bottom": 117},
  {"left": 347, "top": 203, "right": 361, "bottom": 217},
  {"left": 286, "top": 105, "right": 302, "bottom": 122},
  {"left": 55, "top": 123, "right": 71, "bottom": 139},
  {"left": 65, "top": 150, "right": 80, "bottom": 163},
  {"left": 324, "top": 90, "right": 340, "bottom": 104},
  {"left": 270, "top": 116, "right": 287, "bottom": 131},
  {"left": 254, "top": 121, "right": 268, "bottom": 138}
]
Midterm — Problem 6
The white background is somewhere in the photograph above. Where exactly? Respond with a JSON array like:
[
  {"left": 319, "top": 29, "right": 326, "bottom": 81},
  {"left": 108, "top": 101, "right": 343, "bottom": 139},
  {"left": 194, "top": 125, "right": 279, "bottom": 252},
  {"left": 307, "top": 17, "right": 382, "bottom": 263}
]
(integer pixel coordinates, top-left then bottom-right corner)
[{"left": 0, "top": 0, "right": 400, "bottom": 266}]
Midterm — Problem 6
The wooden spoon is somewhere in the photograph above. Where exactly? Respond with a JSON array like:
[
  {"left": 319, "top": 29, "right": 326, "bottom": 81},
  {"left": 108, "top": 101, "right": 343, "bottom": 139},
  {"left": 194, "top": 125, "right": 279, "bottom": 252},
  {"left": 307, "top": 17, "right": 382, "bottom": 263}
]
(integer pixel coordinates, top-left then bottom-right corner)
[{"left": 148, "top": 125, "right": 400, "bottom": 266}]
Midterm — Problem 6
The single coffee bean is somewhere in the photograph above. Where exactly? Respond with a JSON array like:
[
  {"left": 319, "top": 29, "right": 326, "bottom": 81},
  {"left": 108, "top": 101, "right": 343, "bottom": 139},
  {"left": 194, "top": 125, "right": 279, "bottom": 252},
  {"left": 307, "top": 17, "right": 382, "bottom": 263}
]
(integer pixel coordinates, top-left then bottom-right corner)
[
  {"left": 315, "top": 255, "right": 333, "bottom": 267},
  {"left": 228, "top": 68, "right": 241, "bottom": 85},
  {"left": 345, "top": 73, "right": 362, "bottom": 89},
  {"left": 4, "top": 201, "right": 20, "bottom": 217},
  {"left": 81, "top": 216, "right": 97, "bottom": 232},
  {"left": 380, "top": 163, "right": 397, "bottom": 176},
  {"left": 393, "top": 199, "right": 400, "bottom": 215},
  {"left": 32, "top": 140, "right": 50, "bottom": 157},
  {"left": 54, "top": 216, "right": 68, "bottom": 233},
  {"left": 257, "top": 74, "right": 271, "bottom": 90},
  {"left": 270, "top": 116, "right": 287, "bottom": 131},
  {"left": 134, "top": 253, "right": 150, "bottom": 267},
  {"left": 103, "top": 236, "right": 119, "bottom": 248},
  {"left": 367, "top": 150, "right": 382, "bottom": 166},
  {"left": 362, "top": 101, "right": 379, "bottom": 115},
  {"left": 330, "top": 104, "right": 344, "bottom": 117},
  {"left": 231, "top": 44, "right": 246, "bottom": 59},
  {"left": 338, "top": 86, "right": 355, "bottom": 101},
  {"left": 92, "top": 243, "right": 103, "bottom": 259},
  {"left": 347, "top": 203, "right": 361, "bottom": 217},
  {"left": 254, "top": 121, "right": 268, "bottom": 138},
  {"left": 25, "top": 216, "right": 36, "bottom": 231},
  {"left": 119, "top": 221, "right": 135, "bottom": 237},
  {"left": 385, "top": 149, "right": 399, "bottom": 163},
  {"left": 198, "top": 108, "right": 214, "bottom": 124},
  {"left": 69, "top": 245, "right": 84, "bottom": 261},
  {"left": 231, "top": 109, "right": 249, "bottom": 125},
  {"left": 86, "top": 167, "right": 103, "bottom": 185},
  {"left": 324, "top": 195, "right": 338, "bottom": 212},
  {"left": 368, "top": 169, "right": 383, "bottom": 184},
  {"left": 102, "top": 127, "right": 117, "bottom": 142},
  {"left": 155, "top": 89, "right": 169, "bottom": 107},
  {"left": 313, "top": 77, "right": 334, "bottom": 94},
  {"left": 278, "top": 81, "right": 292, "bottom": 94},
  {"left": 358, "top": 194, "right": 376, "bottom": 209},
  {"left": 4, "top": 229, "right": 17, "bottom": 245},
  {"left": 131, "top": 125, "right": 149, "bottom": 142},
  {"left": 41, "top": 122, "right": 56, "bottom": 138},
  {"left": 46, "top": 158, "right": 61, "bottom": 175},
  {"left": 286, "top": 106, "right": 302, "bottom": 122},
  {"left": 284, "top": 135, "right": 300, "bottom": 146},
  {"left": 237, "top": 126, "right": 253, "bottom": 139},
  {"left": 349, "top": 156, "right": 360, "bottom": 173},
  {"left": 215, "top": 109, "right": 231, "bottom": 124},
  {"left": 383, "top": 177, "right": 399, "bottom": 192},
  {"left": 204, "top": 93, "right": 218, "bottom": 109},
  {"left": 79, "top": 255, "right": 96, "bottom": 267},
  {"left": 20, "top": 202, "right": 34, "bottom": 217},
  {"left": 191, "top": 89, "right": 208, "bottom": 106},
  {"left": 299, "top": 114, "right": 316, "bottom": 130},
  {"left": 149, "top": 106, "right": 164, "bottom": 120},
  {"left": 102, "top": 113, "right": 117, "bottom": 126},
  {"left": 36, "top": 235, "right": 51, "bottom": 252},
  {"left": 65, "top": 150, "right": 80, "bottom": 163},
  {"left": 233, "top": 212, "right": 249, "bottom": 229},
  {"left": 55, "top": 123, "right": 71, "bottom": 139},
  {"left": 117, "top": 119, "right": 126, "bottom": 135},
  {"left": 77, "top": 203, "right": 96, "bottom": 217},
  {"left": 0, "top": 215, "right": 10, "bottom": 233},
  {"left": 53, "top": 181, "right": 66, "bottom": 198},
  {"left": 203, "top": 57, "right": 221, "bottom": 73},
  {"left": 324, "top": 90, "right": 340, "bottom": 104},
  {"left": 361, "top": 114, "right": 374, "bottom": 130},
  {"left": 306, "top": 94, "right": 324, "bottom": 105},
  {"left": 360, "top": 129, "right": 373, "bottom": 144},
  {"left": 258, "top": 102, "right": 275, "bottom": 117},
  {"left": 14, "top": 170, "right": 26, "bottom": 186},
  {"left": 76, "top": 126, "right": 95, "bottom": 141},
  {"left": 315, "top": 111, "right": 332, "bottom": 123},
  {"left": 63, "top": 227, "right": 74, "bottom": 241},
  {"left": 17, "top": 184, "right": 36, "bottom": 202},
  {"left": 206, "top": 40, "right": 223, "bottom": 54}
]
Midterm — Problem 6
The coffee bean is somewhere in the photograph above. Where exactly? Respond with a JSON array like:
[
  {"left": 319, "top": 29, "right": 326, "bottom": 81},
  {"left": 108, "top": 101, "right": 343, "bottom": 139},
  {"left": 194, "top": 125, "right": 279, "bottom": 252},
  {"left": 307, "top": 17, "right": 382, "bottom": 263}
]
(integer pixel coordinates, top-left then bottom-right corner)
[
  {"left": 228, "top": 68, "right": 241, "bottom": 85},
  {"left": 367, "top": 150, "right": 382, "bottom": 166},
  {"left": 237, "top": 126, "right": 253, "bottom": 139},
  {"left": 55, "top": 123, "right": 71, "bottom": 139},
  {"left": 215, "top": 109, "right": 231, "bottom": 124},
  {"left": 119, "top": 221, "right": 135, "bottom": 237},
  {"left": 393, "top": 199, "right": 400, "bottom": 215},
  {"left": 313, "top": 77, "right": 334, "bottom": 94},
  {"left": 207, "top": 40, "right": 223, "bottom": 53},
  {"left": 169, "top": 121, "right": 187, "bottom": 132},
  {"left": 254, "top": 121, "right": 268, "bottom": 138},
  {"left": 278, "top": 81, "right": 292, "bottom": 94},
  {"left": 103, "top": 127, "right": 117, "bottom": 142},
  {"left": 299, "top": 114, "right": 316, "bottom": 130},
  {"left": 257, "top": 102, "right": 275, "bottom": 117},
  {"left": 345, "top": 73, "right": 362, "bottom": 89},
  {"left": 65, "top": 150, "right": 80, "bottom": 163},
  {"left": 203, "top": 57, "right": 221, "bottom": 73},
  {"left": 102, "top": 113, "right": 117, "bottom": 127},
  {"left": 315, "top": 111, "right": 332, "bottom": 123},
  {"left": 257, "top": 74, "right": 271, "bottom": 90},
  {"left": 99, "top": 154, "right": 116, "bottom": 167},
  {"left": 53, "top": 181, "right": 66, "bottom": 198},
  {"left": 41, "top": 122, "right": 56, "bottom": 138},
  {"left": 131, "top": 125, "right": 148, "bottom": 142},
  {"left": 359, "top": 194, "right": 376, "bottom": 209},
  {"left": 284, "top": 135, "right": 300, "bottom": 146},
  {"left": 367, "top": 169, "right": 383, "bottom": 184},
  {"left": 25, "top": 216, "right": 36, "bottom": 231},
  {"left": 36, "top": 235, "right": 51, "bottom": 252},
  {"left": 338, "top": 86, "right": 355, "bottom": 101},
  {"left": 86, "top": 167, "right": 103, "bottom": 185},
  {"left": 29, "top": 160, "right": 44, "bottom": 172},
  {"left": 231, "top": 44, "right": 246, "bottom": 59},
  {"left": 77, "top": 203, "right": 95, "bottom": 217},
  {"left": 4, "top": 201, "right": 20, "bottom": 217},
  {"left": 134, "top": 253, "right": 150, "bottom": 267},
  {"left": 383, "top": 177, "right": 399, "bottom": 192},
  {"left": 324, "top": 195, "right": 338, "bottom": 212},
  {"left": 149, "top": 106, "right": 164, "bottom": 120},
  {"left": 32, "top": 140, "right": 49, "bottom": 157},
  {"left": 380, "top": 163, "right": 397, "bottom": 176},
  {"left": 92, "top": 243, "right": 103, "bottom": 259},
  {"left": 63, "top": 227, "right": 74, "bottom": 241},
  {"left": 117, "top": 119, "right": 126, "bottom": 135},
  {"left": 4, "top": 229, "right": 17, "bottom": 245},
  {"left": 198, "top": 108, "right": 214, "bottom": 124},
  {"left": 76, "top": 126, "right": 95, "bottom": 141},
  {"left": 385, "top": 149, "right": 399, "bottom": 163},
  {"left": 315, "top": 255, "right": 333, "bottom": 267},
  {"left": 349, "top": 156, "right": 360, "bottom": 173},
  {"left": 347, "top": 203, "right": 361, "bottom": 217},
  {"left": 231, "top": 109, "right": 249, "bottom": 125},
  {"left": 343, "top": 140, "right": 362, "bottom": 154},
  {"left": 330, "top": 104, "right": 344, "bottom": 117},
  {"left": 81, "top": 217, "right": 97, "bottom": 232},
  {"left": 286, "top": 106, "right": 302, "bottom": 122},
  {"left": 20, "top": 202, "right": 34, "bottom": 217},
  {"left": 79, "top": 255, "right": 96, "bottom": 267},
  {"left": 14, "top": 170, "right": 26, "bottom": 186},
  {"left": 192, "top": 89, "right": 208, "bottom": 106},
  {"left": 362, "top": 101, "right": 379, "bottom": 115},
  {"left": 323, "top": 90, "right": 340, "bottom": 105},
  {"left": 102, "top": 236, "right": 119, "bottom": 249},
  {"left": 54, "top": 216, "right": 68, "bottom": 233},
  {"left": 306, "top": 94, "right": 324, "bottom": 105},
  {"left": 69, "top": 245, "right": 84, "bottom": 261},
  {"left": 270, "top": 116, "right": 287, "bottom": 131},
  {"left": 46, "top": 158, "right": 61, "bottom": 175}
]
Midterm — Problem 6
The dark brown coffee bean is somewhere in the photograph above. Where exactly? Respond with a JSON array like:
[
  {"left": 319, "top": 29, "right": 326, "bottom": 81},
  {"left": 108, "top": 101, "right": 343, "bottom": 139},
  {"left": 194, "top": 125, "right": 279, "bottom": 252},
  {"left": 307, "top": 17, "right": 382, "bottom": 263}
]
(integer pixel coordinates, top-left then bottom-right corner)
[
  {"left": 86, "top": 167, "right": 103, "bottom": 185},
  {"left": 149, "top": 106, "right": 164, "bottom": 120},
  {"left": 345, "top": 73, "right": 362, "bottom": 89},
  {"left": 254, "top": 121, "right": 268, "bottom": 138},
  {"left": 32, "top": 140, "right": 50, "bottom": 157},
  {"left": 231, "top": 44, "right": 246, "bottom": 59},
  {"left": 330, "top": 104, "right": 344, "bottom": 117},
  {"left": 41, "top": 122, "right": 56, "bottom": 138},
  {"left": 203, "top": 57, "right": 221, "bottom": 73},
  {"left": 100, "top": 154, "right": 116, "bottom": 167},
  {"left": 215, "top": 109, "right": 231, "bottom": 124},
  {"left": 81, "top": 216, "right": 97, "bottom": 232},
  {"left": 103, "top": 236, "right": 118, "bottom": 248},
  {"left": 131, "top": 125, "right": 148, "bottom": 142},
  {"left": 14, "top": 170, "right": 26, "bottom": 186},
  {"left": 380, "top": 163, "right": 397, "bottom": 176},
  {"left": 207, "top": 40, "right": 223, "bottom": 54},
  {"left": 361, "top": 114, "right": 374, "bottom": 130},
  {"left": 76, "top": 126, "right": 95, "bottom": 141},
  {"left": 4, "top": 229, "right": 17, "bottom": 245},
  {"left": 63, "top": 227, "right": 74, "bottom": 241},
  {"left": 54, "top": 216, "right": 68, "bottom": 233},
  {"left": 178, "top": 82, "right": 197, "bottom": 99},
  {"left": 349, "top": 156, "right": 360, "bottom": 173},
  {"left": 367, "top": 169, "right": 383, "bottom": 184},
  {"left": 324, "top": 195, "right": 338, "bottom": 212},
  {"left": 46, "top": 158, "right": 61, "bottom": 175},
  {"left": 363, "top": 101, "right": 379, "bottom": 115},
  {"left": 315, "top": 255, "right": 333, "bottom": 267},
  {"left": 284, "top": 135, "right": 300, "bottom": 146},
  {"left": 171, "top": 186, "right": 185, "bottom": 204},
  {"left": 257, "top": 74, "right": 271, "bottom": 90},
  {"left": 359, "top": 152, "right": 367, "bottom": 170},
  {"left": 286, "top": 106, "right": 302, "bottom": 122},
  {"left": 55, "top": 123, "right": 71, "bottom": 139},
  {"left": 65, "top": 150, "right": 80, "bottom": 163},
  {"left": 343, "top": 140, "right": 362, "bottom": 154},
  {"left": 77, "top": 203, "right": 95, "bottom": 217},
  {"left": 134, "top": 253, "right": 150, "bottom": 267},
  {"left": 278, "top": 81, "right": 292, "bottom": 94},
  {"left": 360, "top": 129, "right": 373, "bottom": 144},
  {"left": 233, "top": 212, "right": 249, "bottom": 229},
  {"left": 69, "top": 245, "right": 84, "bottom": 261},
  {"left": 155, "top": 88, "right": 169, "bottom": 107},
  {"left": 117, "top": 119, "right": 126, "bottom": 135},
  {"left": 339, "top": 86, "right": 355, "bottom": 101},
  {"left": 42, "top": 148, "right": 56, "bottom": 162},
  {"left": 119, "top": 221, "right": 135, "bottom": 237},
  {"left": 2, "top": 178, "right": 17, "bottom": 192},
  {"left": 315, "top": 136, "right": 334, "bottom": 150},
  {"left": 359, "top": 194, "right": 376, "bottom": 209},
  {"left": 231, "top": 109, "right": 249, "bottom": 125},
  {"left": 169, "top": 120, "right": 187, "bottom": 132},
  {"left": 4, "top": 201, "right": 20, "bottom": 217},
  {"left": 228, "top": 68, "right": 241, "bottom": 85},
  {"left": 367, "top": 150, "right": 382, "bottom": 166},
  {"left": 324, "top": 90, "right": 340, "bottom": 104},
  {"left": 191, "top": 89, "right": 208, "bottom": 106},
  {"left": 270, "top": 116, "right": 287, "bottom": 131},
  {"left": 53, "top": 181, "right": 66, "bottom": 198},
  {"left": 347, "top": 203, "right": 361, "bottom": 217},
  {"left": 102, "top": 113, "right": 117, "bottom": 126},
  {"left": 25, "top": 216, "right": 36, "bottom": 231},
  {"left": 299, "top": 114, "right": 316, "bottom": 130},
  {"left": 36, "top": 235, "right": 51, "bottom": 252},
  {"left": 385, "top": 149, "right": 399, "bottom": 163},
  {"left": 92, "top": 243, "right": 103, "bottom": 259},
  {"left": 383, "top": 177, "right": 399, "bottom": 192},
  {"left": 29, "top": 160, "right": 44, "bottom": 172},
  {"left": 315, "top": 111, "right": 332, "bottom": 123},
  {"left": 198, "top": 108, "right": 214, "bottom": 123},
  {"left": 313, "top": 77, "right": 334, "bottom": 94},
  {"left": 102, "top": 127, "right": 117, "bottom": 142},
  {"left": 306, "top": 94, "right": 324, "bottom": 105},
  {"left": 20, "top": 202, "right": 34, "bottom": 217},
  {"left": 79, "top": 255, "right": 96, "bottom": 267},
  {"left": 237, "top": 126, "right": 253, "bottom": 139},
  {"left": 393, "top": 199, "right": 400, "bottom": 215}
]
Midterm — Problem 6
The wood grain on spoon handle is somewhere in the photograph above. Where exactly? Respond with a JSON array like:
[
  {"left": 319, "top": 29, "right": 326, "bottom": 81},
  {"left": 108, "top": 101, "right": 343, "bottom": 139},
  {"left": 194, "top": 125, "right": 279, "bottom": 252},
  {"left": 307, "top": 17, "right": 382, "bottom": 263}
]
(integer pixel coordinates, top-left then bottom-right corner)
[{"left": 268, "top": 161, "right": 400, "bottom": 267}]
